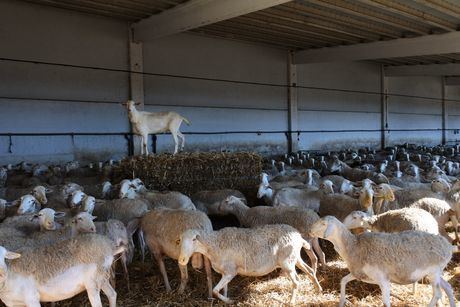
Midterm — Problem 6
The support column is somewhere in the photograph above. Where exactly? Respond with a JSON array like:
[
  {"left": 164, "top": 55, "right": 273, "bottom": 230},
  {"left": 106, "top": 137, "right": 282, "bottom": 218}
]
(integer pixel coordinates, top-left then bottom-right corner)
[
  {"left": 442, "top": 76, "right": 447, "bottom": 145},
  {"left": 128, "top": 28, "right": 145, "bottom": 155},
  {"left": 287, "top": 51, "right": 299, "bottom": 153},
  {"left": 380, "top": 65, "right": 389, "bottom": 150}
]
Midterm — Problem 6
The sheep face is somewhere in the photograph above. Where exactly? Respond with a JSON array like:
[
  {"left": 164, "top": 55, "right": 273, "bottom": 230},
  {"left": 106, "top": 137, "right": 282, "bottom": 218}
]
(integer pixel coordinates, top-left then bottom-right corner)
[
  {"left": 218, "top": 196, "right": 242, "bottom": 214},
  {"left": 178, "top": 229, "right": 204, "bottom": 266},
  {"left": 34, "top": 208, "right": 65, "bottom": 231},
  {"left": 31, "top": 186, "right": 50, "bottom": 205},
  {"left": 68, "top": 191, "right": 86, "bottom": 208},
  {"left": 310, "top": 216, "right": 339, "bottom": 239},
  {"left": 329, "top": 160, "right": 343, "bottom": 173},
  {"left": 373, "top": 184, "right": 395, "bottom": 201},
  {"left": 71, "top": 212, "right": 96, "bottom": 233},
  {"left": 431, "top": 179, "right": 451, "bottom": 193},
  {"left": 0, "top": 246, "right": 20, "bottom": 282},
  {"left": 82, "top": 196, "right": 96, "bottom": 214},
  {"left": 17, "top": 195, "right": 41, "bottom": 215},
  {"left": 119, "top": 180, "right": 136, "bottom": 199},
  {"left": 319, "top": 180, "right": 335, "bottom": 194},
  {"left": 257, "top": 183, "right": 272, "bottom": 199},
  {"left": 339, "top": 180, "right": 353, "bottom": 194},
  {"left": 260, "top": 173, "right": 269, "bottom": 185},
  {"left": 101, "top": 181, "right": 112, "bottom": 198},
  {"left": 62, "top": 183, "right": 82, "bottom": 199},
  {"left": 343, "top": 211, "right": 368, "bottom": 230},
  {"left": 131, "top": 178, "right": 147, "bottom": 193}
]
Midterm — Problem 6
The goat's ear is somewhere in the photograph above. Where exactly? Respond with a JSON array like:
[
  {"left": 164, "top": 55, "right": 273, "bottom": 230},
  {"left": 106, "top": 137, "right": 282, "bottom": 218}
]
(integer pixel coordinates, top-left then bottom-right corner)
[{"left": 5, "top": 251, "right": 21, "bottom": 259}]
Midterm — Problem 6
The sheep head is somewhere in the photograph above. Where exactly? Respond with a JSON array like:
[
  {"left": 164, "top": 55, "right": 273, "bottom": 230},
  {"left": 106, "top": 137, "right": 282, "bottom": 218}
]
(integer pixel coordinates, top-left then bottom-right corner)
[
  {"left": 373, "top": 184, "right": 395, "bottom": 202},
  {"left": 178, "top": 229, "right": 205, "bottom": 266},
  {"left": 431, "top": 178, "right": 451, "bottom": 193},
  {"left": 31, "top": 185, "right": 51, "bottom": 205},
  {"left": 17, "top": 195, "right": 41, "bottom": 215},
  {"left": 310, "top": 216, "right": 342, "bottom": 240},
  {"left": 358, "top": 188, "right": 374, "bottom": 210},
  {"left": 343, "top": 211, "right": 370, "bottom": 230},
  {"left": 0, "top": 246, "right": 20, "bottom": 283},
  {"left": 33, "top": 208, "right": 65, "bottom": 231},
  {"left": 71, "top": 212, "right": 96, "bottom": 234}
]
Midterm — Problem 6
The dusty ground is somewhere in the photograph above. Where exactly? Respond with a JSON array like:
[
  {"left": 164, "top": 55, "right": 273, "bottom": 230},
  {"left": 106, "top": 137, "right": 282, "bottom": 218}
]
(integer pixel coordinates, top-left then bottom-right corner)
[{"left": 55, "top": 233, "right": 459, "bottom": 307}]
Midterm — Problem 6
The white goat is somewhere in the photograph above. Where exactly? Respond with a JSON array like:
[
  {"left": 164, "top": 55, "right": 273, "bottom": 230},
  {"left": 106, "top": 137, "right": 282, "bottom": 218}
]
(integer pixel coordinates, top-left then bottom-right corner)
[{"left": 123, "top": 100, "right": 191, "bottom": 155}]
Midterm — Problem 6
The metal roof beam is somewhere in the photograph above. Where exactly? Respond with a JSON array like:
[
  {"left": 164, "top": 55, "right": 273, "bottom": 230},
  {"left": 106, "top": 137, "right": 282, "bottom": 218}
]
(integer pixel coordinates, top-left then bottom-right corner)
[
  {"left": 355, "top": 0, "right": 457, "bottom": 32},
  {"left": 294, "top": 31, "right": 460, "bottom": 64},
  {"left": 385, "top": 63, "right": 460, "bottom": 76},
  {"left": 283, "top": 2, "right": 401, "bottom": 39},
  {"left": 301, "top": 0, "right": 430, "bottom": 35},
  {"left": 133, "top": 0, "right": 292, "bottom": 40}
]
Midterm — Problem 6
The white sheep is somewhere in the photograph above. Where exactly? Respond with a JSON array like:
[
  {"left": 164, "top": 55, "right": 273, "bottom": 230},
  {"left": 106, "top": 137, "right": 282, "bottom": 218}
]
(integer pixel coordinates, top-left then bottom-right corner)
[
  {"left": 410, "top": 197, "right": 459, "bottom": 243},
  {"left": 310, "top": 216, "right": 456, "bottom": 307},
  {"left": 191, "top": 189, "right": 246, "bottom": 215},
  {"left": 140, "top": 208, "right": 213, "bottom": 297},
  {"left": 271, "top": 180, "right": 335, "bottom": 211},
  {"left": 343, "top": 208, "right": 439, "bottom": 235},
  {"left": 82, "top": 196, "right": 149, "bottom": 225},
  {"left": 217, "top": 196, "right": 326, "bottom": 271},
  {"left": 319, "top": 187, "right": 374, "bottom": 221},
  {"left": 123, "top": 100, "right": 191, "bottom": 155},
  {"left": 0, "top": 234, "right": 123, "bottom": 307},
  {"left": 178, "top": 224, "right": 322, "bottom": 304}
]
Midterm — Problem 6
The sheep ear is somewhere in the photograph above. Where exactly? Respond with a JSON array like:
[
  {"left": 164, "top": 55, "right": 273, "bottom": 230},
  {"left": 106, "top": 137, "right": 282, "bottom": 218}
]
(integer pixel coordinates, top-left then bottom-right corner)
[
  {"left": 45, "top": 188, "right": 53, "bottom": 193},
  {"left": 5, "top": 201, "right": 18, "bottom": 208},
  {"left": 54, "top": 212, "right": 66, "bottom": 218},
  {"left": 5, "top": 251, "right": 21, "bottom": 259},
  {"left": 135, "top": 102, "right": 141, "bottom": 106},
  {"left": 30, "top": 214, "right": 39, "bottom": 221},
  {"left": 91, "top": 215, "right": 97, "bottom": 220},
  {"left": 126, "top": 219, "right": 140, "bottom": 237}
]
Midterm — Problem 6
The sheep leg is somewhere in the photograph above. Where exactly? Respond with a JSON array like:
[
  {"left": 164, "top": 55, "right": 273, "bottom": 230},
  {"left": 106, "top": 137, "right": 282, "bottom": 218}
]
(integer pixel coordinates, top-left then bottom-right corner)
[
  {"left": 439, "top": 277, "right": 456, "bottom": 307},
  {"left": 177, "top": 263, "right": 189, "bottom": 294},
  {"left": 85, "top": 285, "right": 103, "bottom": 307},
  {"left": 212, "top": 272, "right": 236, "bottom": 304},
  {"left": 302, "top": 240, "right": 318, "bottom": 274},
  {"left": 153, "top": 252, "right": 172, "bottom": 292},
  {"left": 204, "top": 256, "right": 213, "bottom": 299},
  {"left": 295, "top": 259, "right": 322, "bottom": 292},
  {"left": 284, "top": 266, "right": 299, "bottom": 305},
  {"left": 439, "top": 226, "right": 453, "bottom": 243},
  {"left": 451, "top": 215, "right": 459, "bottom": 243},
  {"left": 377, "top": 280, "right": 391, "bottom": 307},
  {"left": 101, "top": 280, "right": 117, "bottom": 307},
  {"left": 339, "top": 273, "right": 356, "bottom": 307},
  {"left": 427, "top": 273, "right": 443, "bottom": 307},
  {"left": 312, "top": 238, "right": 326, "bottom": 266},
  {"left": 121, "top": 254, "right": 130, "bottom": 291}
]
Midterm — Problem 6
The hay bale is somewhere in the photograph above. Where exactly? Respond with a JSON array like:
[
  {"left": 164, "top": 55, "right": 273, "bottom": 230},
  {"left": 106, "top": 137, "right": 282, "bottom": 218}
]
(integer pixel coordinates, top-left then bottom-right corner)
[{"left": 115, "top": 152, "right": 263, "bottom": 200}]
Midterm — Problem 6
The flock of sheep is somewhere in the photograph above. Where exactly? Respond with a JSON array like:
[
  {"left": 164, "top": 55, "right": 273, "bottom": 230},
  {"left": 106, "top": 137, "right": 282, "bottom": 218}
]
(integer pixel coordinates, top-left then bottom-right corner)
[{"left": 0, "top": 143, "right": 458, "bottom": 306}]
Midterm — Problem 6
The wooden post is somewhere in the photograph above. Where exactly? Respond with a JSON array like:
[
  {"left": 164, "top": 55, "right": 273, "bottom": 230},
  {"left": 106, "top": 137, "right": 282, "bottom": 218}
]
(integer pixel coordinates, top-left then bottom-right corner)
[{"left": 442, "top": 76, "right": 447, "bottom": 145}]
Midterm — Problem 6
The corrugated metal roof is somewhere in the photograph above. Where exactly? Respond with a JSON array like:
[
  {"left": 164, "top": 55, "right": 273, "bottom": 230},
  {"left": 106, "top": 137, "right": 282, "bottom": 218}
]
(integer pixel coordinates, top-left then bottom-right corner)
[{"left": 17, "top": 0, "right": 460, "bottom": 66}]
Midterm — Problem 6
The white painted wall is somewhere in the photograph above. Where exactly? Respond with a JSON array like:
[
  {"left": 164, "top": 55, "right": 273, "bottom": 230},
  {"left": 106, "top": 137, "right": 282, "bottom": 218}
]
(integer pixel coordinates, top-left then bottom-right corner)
[
  {"left": 142, "top": 33, "right": 288, "bottom": 154},
  {"left": 387, "top": 76, "right": 443, "bottom": 146},
  {"left": 297, "top": 62, "right": 381, "bottom": 151},
  {"left": 0, "top": 0, "right": 455, "bottom": 164},
  {"left": 0, "top": 0, "right": 130, "bottom": 164}
]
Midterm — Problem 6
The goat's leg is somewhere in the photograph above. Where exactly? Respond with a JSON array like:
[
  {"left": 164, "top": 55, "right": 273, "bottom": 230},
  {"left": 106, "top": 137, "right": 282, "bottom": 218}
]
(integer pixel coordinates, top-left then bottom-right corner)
[
  {"left": 177, "top": 131, "right": 185, "bottom": 151},
  {"left": 171, "top": 131, "right": 179, "bottom": 155},
  {"left": 142, "top": 134, "right": 149, "bottom": 156}
]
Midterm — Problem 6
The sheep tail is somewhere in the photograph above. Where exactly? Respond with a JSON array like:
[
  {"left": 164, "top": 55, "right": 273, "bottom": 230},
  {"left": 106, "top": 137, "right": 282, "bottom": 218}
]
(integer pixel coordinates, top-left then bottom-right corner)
[{"left": 181, "top": 116, "right": 191, "bottom": 126}]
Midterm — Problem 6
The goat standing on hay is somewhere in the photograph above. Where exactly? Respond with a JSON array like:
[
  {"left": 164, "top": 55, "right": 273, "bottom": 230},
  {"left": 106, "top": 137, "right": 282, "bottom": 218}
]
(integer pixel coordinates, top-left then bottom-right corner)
[{"left": 122, "top": 100, "right": 191, "bottom": 155}]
